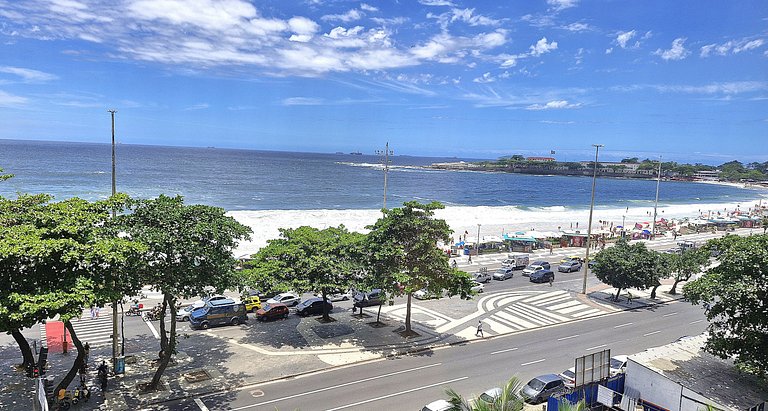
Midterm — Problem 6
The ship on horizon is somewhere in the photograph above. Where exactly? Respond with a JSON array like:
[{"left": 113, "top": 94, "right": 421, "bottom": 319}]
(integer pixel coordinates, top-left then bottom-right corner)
[{"left": 349, "top": 151, "right": 362, "bottom": 155}]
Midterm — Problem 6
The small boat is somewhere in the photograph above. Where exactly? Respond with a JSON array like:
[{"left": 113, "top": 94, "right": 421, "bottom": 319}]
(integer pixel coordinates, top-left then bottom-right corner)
[{"left": 349, "top": 151, "right": 362, "bottom": 155}]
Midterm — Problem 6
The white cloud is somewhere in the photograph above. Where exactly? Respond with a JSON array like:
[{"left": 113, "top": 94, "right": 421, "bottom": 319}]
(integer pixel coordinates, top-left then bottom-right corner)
[
  {"left": 410, "top": 30, "right": 507, "bottom": 63},
  {"left": 288, "top": 16, "right": 320, "bottom": 42},
  {"left": 701, "top": 38, "right": 765, "bottom": 57},
  {"left": 605, "top": 47, "right": 613, "bottom": 54},
  {"left": 472, "top": 71, "right": 510, "bottom": 83},
  {"left": 360, "top": 3, "right": 378, "bottom": 12},
  {"left": 321, "top": 9, "right": 363, "bottom": 23},
  {"left": 615, "top": 30, "right": 636, "bottom": 48},
  {"left": 449, "top": 8, "right": 499, "bottom": 26},
  {"left": 0, "top": 90, "right": 28, "bottom": 107},
  {"left": 612, "top": 81, "right": 768, "bottom": 95},
  {"left": 282, "top": 97, "right": 323, "bottom": 106},
  {"left": 370, "top": 16, "right": 407, "bottom": 25},
  {"left": 547, "top": 0, "right": 578, "bottom": 11},
  {"left": 561, "top": 22, "right": 591, "bottom": 32},
  {"left": 418, "top": 0, "right": 455, "bottom": 6},
  {"left": 0, "top": 66, "right": 58, "bottom": 83},
  {"left": 183, "top": 103, "right": 209, "bottom": 110},
  {"left": 654, "top": 38, "right": 689, "bottom": 61},
  {"left": 526, "top": 100, "right": 581, "bottom": 110},
  {"left": 529, "top": 37, "right": 558, "bottom": 56}
]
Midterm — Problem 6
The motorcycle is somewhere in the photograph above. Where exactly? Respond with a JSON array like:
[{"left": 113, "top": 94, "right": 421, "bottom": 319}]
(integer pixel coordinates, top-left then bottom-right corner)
[
  {"left": 126, "top": 303, "right": 143, "bottom": 316},
  {"left": 143, "top": 305, "right": 164, "bottom": 321},
  {"left": 55, "top": 383, "right": 90, "bottom": 410}
]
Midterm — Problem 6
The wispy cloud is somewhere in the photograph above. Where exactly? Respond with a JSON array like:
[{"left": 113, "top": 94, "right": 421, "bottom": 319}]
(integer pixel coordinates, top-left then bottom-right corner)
[
  {"left": 560, "top": 22, "right": 592, "bottom": 32},
  {"left": 0, "top": 90, "right": 28, "bottom": 107},
  {"left": 184, "top": 103, "right": 209, "bottom": 110},
  {"left": 526, "top": 100, "right": 581, "bottom": 110},
  {"left": 547, "top": 0, "right": 578, "bottom": 12},
  {"left": 321, "top": 9, "right": 364, "bottom": 23},
  {"left": 612, "top": 81, "right": 768, "bottom": 95},
  {"left": 700, "top": 37, "right": 765, "bottom": 57},
  {"left": 282, "top": 97, "right": 323, "bottom": 106},
  {"left": 0, "top": 66, "right": 58, "bottom": 83},
  {"left": 654, "top": 38, "right": 689, "bottom": 61},
  {"left": 472, "top": 71, "right": 510, "bottom": 83},
  {"left": 418, "top": 0, "right": 455, "bottom": 6}
]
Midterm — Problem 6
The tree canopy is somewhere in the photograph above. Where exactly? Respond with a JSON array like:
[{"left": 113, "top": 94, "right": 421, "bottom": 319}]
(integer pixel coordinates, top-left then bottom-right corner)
[
  {"left": 366, "top": 201, "right": 474, "bottom": 335},
  {"left": 683, "top": 234, "right": 768, "bottom": 377},
  {"left": 591, "top": 239, "right": 659, "bottom": 301}
]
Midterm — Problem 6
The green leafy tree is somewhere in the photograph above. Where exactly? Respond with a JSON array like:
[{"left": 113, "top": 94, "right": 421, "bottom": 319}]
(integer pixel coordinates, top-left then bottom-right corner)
[
  {"left": 445, "top": 376, "right": 525, "bottom": 411},
  {"left": 366, "top": 201, "right": 474, "bottom": 336},
  {"left": 115, "top": 195, "right": 251, "bottom": 390},
  {"left": 246, "top": 225, "right": 364, "bottom": 321},
  {"left": 648, "top": 251, "right": 673, "bottom": 299},
  {"left": 592, "top": 239, "right": 659, "bottom": 301},
  {"left": 669, "top": 247, "right": 709, "bottom": 295},
  {"left": 683, "top": 234, "right": 768, "bottom": 377}
]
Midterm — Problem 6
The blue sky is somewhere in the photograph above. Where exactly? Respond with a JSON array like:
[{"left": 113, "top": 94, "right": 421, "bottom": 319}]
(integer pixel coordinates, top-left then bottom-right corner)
[{"left": 0, "top": 0, "right": 766, "bottom": 163}]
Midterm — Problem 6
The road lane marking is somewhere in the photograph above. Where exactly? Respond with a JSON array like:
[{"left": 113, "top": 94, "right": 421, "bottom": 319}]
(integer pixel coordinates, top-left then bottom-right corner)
[
  {"left": 490, "top": 347, "right": 518, "bottom": 355},
  {"left": 662, "top": 312, "right": 678, "bottom": 317},
  {"left": 231, "top": 363, "right": 443, "bottom": 410},
  {"left": 325, "top": 376, "right": 468, "bottom": 411},
  {"left": 643, "top": 330, "right": 661, "bottom": 337},
  {"left": 557, "top": 334, "right": 579, "bottom": 341},
  {"left": 689, "top": 320, "right": 704, "bottom": 325},
  {"left": 613, "top": 322, "right": 633, "bottom": 329},
  {"left": 586, "top": 344, "right": 606, "bottom": 351},
  {"left": 521, "top": 359, "right": 546, "bottom": 366},
  {"left": 194, "top": 398, "right": 210, "bottom": 411},
  {"left": 145, "top": 319, "right": 160, "bottom": 339}
]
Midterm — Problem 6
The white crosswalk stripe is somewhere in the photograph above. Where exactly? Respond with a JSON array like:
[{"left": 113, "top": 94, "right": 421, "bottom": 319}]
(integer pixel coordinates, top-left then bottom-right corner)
[{"left": 69, "top": 311, "right": 114, "bottom": 347}]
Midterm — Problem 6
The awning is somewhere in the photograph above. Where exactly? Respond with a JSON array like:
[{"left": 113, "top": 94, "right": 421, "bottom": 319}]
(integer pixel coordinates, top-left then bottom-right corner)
[{"left": 503, "top": 234, "right": 538, "bottom": 242}]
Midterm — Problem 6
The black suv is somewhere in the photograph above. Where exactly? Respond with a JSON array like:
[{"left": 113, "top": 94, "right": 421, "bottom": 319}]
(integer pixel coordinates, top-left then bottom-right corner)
[
  {"left": 353, "top": 289, "right": 382, "bottom": 308},
  {"left": 296, "top": 298, "right": 333, "bottom": 316}
]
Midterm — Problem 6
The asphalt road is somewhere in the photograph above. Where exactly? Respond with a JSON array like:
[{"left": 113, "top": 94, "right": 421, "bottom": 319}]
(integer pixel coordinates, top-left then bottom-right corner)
[{"left": 158, "top": 297, "right": 706, "bottom": 411}]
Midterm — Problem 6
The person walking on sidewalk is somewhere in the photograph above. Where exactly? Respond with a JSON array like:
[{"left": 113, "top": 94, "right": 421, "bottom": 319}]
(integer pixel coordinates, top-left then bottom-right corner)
[
  {"left": 468, "top": 253, "right": 472, "bottom": 264},
  {"left": 475, "top": 320, "right": 484, "bottom": 337},
  {"left": 549, "top": 276, "right": 554, "bottom": 287},
  {"left": 97, "top": 361, "right": 108, "bottom": 393}
]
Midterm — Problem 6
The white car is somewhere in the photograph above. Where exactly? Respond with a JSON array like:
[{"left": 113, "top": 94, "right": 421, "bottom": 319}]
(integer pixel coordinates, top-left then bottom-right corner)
[
  {"left": 413, "top": 288, "right": 441, "bottom": 300},
  {"left": 315, "top": 291, "right": 351, "bottom": 302},
  {"left": 522, "top": 265, "right": 545, "bottom": 277},
  {"left": 421, "top": 399, "right": 452, "bottom": 411},
  {"left": 470, "top": 281, "right": 484, "bottom": 293},
  {"left": 266, "top": 292, "right": 300, "bottom": 307},
  {"left": 477, "top": 387, "right": 501, "bottom": 404},
  {"left": 558, "top": 367, "right": 576, "bottom": 388},
  {"left": 610, "top": 355, "right": 628, "bottom": 376}
]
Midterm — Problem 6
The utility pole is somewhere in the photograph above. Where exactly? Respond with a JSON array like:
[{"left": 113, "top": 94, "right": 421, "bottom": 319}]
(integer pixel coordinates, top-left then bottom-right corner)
[
  {"left": 375, "top": 142, "right": 393, "bottom": 210},
  {"left": 108, "top": 109, "right": 119, "bottom": 369},
  {"left": 477, "top": 224, "right": 481, "bottom": 256},
  {"left": 651, "top": 157, "right": 662, "bottom": 240},
  {"left": 582, "top": 144, "right": 603, "bottom": 295}
]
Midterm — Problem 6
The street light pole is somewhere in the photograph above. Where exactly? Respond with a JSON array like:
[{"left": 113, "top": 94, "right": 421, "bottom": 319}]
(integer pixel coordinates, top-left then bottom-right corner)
[
  {"left": 582, "top": 144, "right": 603, "bottom": 295},
  {"left": 108, "top": 109, "right": 119, "bottom": 368},
  {"left": 375, "top": 142, "right": 393, "bottom": 210},
  {"left": 651, "top": 157, "right": 662, "bottom": 240},
  {"left": 477, "top": 224, "right": 481, "bottom": 257}
]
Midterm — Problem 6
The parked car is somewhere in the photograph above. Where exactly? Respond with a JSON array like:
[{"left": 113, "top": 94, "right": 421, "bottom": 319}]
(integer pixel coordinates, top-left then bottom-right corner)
[
  {"left": 558, "top": 367, "right": 576, "bottom": 388},
  {"left": 243, "top": 288, "right": 280, "bottom": 300},
  {"left": 353, "top": 289, "right": 383, "bottom": 308},
  {"left": 188, "top": 294, "right": 228, "bottom": 310},
  {"left": 470, "top": 281, "right": 484, "bottom": 294},
  {"left": 558, "top": 260, "right": 582, "bottom": 273},
  {"left": 188, "top": 300, "right": 247, "bottom": 329},
  {"left": 242, "top": 296, "right": 261, "bottom": 313},
  {"left": 531, "top": 260, "right": 551, "bottom": 270},
  {"left": 421, "top": 399, "right": 453, "bottom": 411},
  {"left": 529, "top": 269, "right": 555, "bottom": 283},
  {"left": 472, "top": 268, "right": 492, "bottom": 283},
  {"left": 266, "top": 292, "right": 300, "bottom": 307},
  {"left": 255, "top": 303, "right": 290, "bottom": 321},
  {"left": 295, "top": 297, "right": 333, "bottom": 316},
  {"left": 522, "top": 374, "right": 566, "bottom": 404},
  {"left": 560, "top": 255, "right": 583, "bottom": 263},
  {"left": 477, "top": 387, "right": 501, "bottom": 404},
  {"left": 315, "top": 290, "right": 351, "bottom": 302},
  {"left": 492, "top": 267, "right": 514, "bottom": 281},
  {"left": 176, "top": 303, "right": 207, "bottom": 322},
  {"left": 610, "top": 355, "right": 628, "bottom": 376},
  {"left": 522, "top": 264, "right": 545, "bottom": 277},
  {"left": 414, "top": 288, "right": 441, "bottom": 300}
]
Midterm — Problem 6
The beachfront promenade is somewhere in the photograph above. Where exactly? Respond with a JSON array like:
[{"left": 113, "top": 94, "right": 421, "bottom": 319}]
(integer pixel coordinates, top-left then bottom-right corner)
[{"left": 1, "top": 228, "right": 751, "bottom": 410}]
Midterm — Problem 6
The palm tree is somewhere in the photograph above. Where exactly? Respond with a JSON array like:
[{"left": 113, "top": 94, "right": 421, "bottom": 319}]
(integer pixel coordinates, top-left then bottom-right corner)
[
  {"left": 445, "top": 376, "right": 525, "bottom": 411},
  {"left": 557, "top": 399, "right": 586, "bottom": 411}
]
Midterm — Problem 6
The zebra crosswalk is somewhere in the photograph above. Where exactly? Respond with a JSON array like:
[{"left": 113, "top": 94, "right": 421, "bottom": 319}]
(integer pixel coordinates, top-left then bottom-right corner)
[{"left": 40, "top": 309, "right": 115, "bottom": 349}]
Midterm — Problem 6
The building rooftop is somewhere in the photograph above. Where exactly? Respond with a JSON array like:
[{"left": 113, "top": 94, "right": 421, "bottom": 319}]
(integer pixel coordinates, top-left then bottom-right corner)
[{"left": 630, "top": 334, "right": 768, "bottom": 411}]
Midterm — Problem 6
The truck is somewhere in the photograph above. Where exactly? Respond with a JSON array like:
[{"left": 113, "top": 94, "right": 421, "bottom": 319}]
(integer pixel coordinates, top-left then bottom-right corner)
[
  {"left": 502, "top": 253, "right": 530, "bottom": 270},
  {"left": 472, "top": 267, "right": 492, "bottom": 283}
]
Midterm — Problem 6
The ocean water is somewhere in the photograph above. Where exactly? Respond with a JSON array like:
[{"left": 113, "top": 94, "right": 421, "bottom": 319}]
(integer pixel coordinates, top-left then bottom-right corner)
[{"left": 2, "top": 139, "right": 765, "bottom": 255}]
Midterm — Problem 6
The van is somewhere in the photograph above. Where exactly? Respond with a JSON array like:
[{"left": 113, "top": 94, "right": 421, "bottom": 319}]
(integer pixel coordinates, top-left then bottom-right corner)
[
  {"left": 502, "top": 253, "right": 530, "bottom": 269},
  {"left": 189, "top": 300, "right": 247, "bottom": 330}
]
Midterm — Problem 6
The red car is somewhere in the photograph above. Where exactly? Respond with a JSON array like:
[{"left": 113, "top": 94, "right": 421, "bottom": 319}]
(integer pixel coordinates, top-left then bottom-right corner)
[{"left": 255, "top": 303, "right": 289, "bottom": 321}]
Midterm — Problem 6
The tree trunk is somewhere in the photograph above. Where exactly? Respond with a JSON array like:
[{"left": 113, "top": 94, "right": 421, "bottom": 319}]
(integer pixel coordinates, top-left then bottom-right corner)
[
  {"left": 149, "top": 296, "right": 172, "bottom": 390},
  {"left": 321, "top": 291, "right": 330, "bottom": 322},
  {"left": 650, "top": 284, "right": 660, "bottom": 299},
  {"left": 11, "top": 329, "right": 35, "bottom": 375},
  {"left": 376, "top": 304, "right": 382, "bottom": 324},
  {"left": 670, "top": 279, "right": 681, "bottom": 295},
  {"left": 614, "top": 287, "right": 622, "bottom": 302},
  {"left": 405, "top": 293, "right": 412, "bottom": 334},
  {"left": 53, "top": 321, "right": 85, "bottom": 401}
]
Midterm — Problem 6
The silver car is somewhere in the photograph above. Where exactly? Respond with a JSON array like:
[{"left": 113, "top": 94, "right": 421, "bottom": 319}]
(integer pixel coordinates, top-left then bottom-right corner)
[{"left": 493, "top": 268, "right": 514, "bottom": 281}]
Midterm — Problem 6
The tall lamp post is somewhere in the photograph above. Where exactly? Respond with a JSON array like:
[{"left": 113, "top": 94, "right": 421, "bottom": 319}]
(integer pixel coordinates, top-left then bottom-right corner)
[
  {"left": 108, "top": 109, "right": 119, "bottom": 369},
  {"left": 582, "top": 144, "right": 603, "bottom": 295},
  {"left": 476, "top": 224, "right": 481, "bottom": 257},
  {"left": 651, "top": 157, "right": 662, "bottom": 240},
  {"left": 375, "top": 142, "right": 393, "bottom": 210}
]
